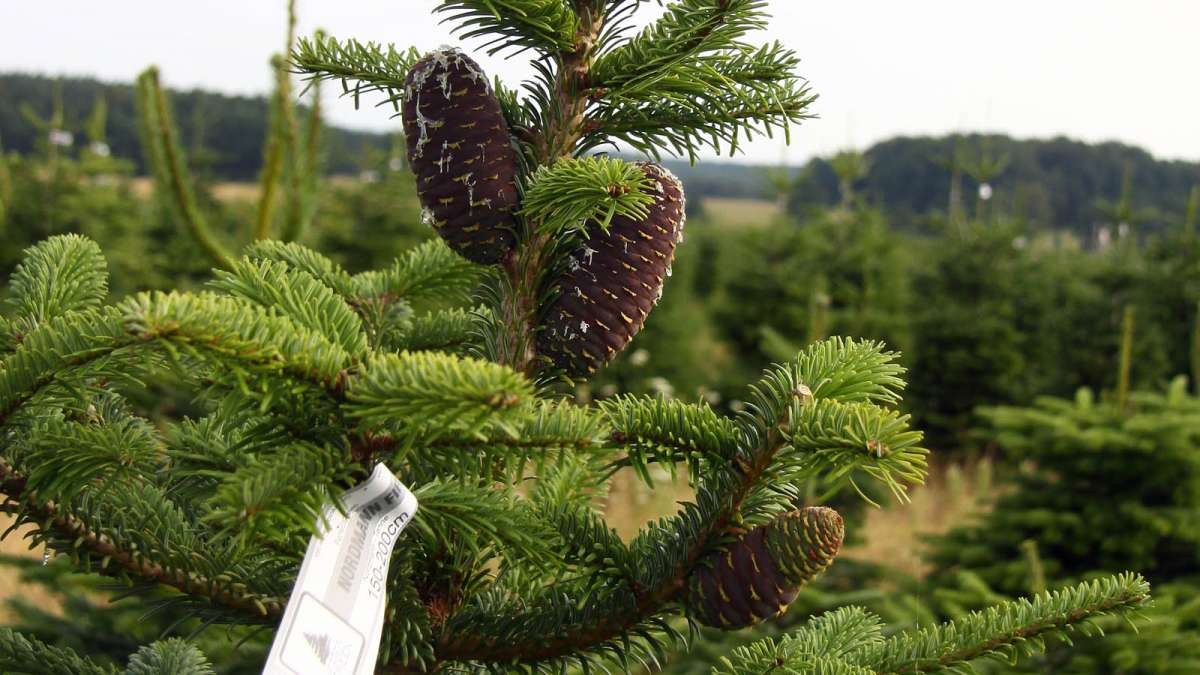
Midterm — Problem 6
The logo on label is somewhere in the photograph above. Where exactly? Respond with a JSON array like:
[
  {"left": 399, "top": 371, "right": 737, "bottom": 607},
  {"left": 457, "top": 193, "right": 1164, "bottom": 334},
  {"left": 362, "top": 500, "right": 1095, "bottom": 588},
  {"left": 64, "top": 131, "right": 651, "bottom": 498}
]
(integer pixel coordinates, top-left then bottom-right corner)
[
  {"left": 279, "top": 594, "right": 365, "bottom": 674},
  {"left": 305, "top": 632, "right": 331, "bottom": 664}
]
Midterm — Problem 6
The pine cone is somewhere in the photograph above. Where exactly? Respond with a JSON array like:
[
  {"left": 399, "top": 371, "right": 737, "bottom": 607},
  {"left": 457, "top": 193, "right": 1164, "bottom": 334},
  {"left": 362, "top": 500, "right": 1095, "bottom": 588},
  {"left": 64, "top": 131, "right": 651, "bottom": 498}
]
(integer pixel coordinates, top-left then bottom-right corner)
[
  {"left": 686, "top": 507, "right": 844, "bottom": 629},
  {"left": 537, "top": 162, "right": 685, "bottom": 375},
  {"left": 402, "top": 47, "right": 519, "bottom": 264}
]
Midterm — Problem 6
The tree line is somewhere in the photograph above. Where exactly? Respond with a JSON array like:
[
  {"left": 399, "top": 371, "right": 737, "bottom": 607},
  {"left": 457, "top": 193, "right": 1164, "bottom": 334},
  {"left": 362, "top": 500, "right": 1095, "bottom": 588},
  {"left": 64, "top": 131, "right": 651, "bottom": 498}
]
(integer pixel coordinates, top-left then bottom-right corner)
[
  {"left": 4, "top": 73, "right": 1198, "bottom": 237},
  {"left": 0, "top": 73, "right": 389, "bottom": 179},
  {"left": 791, "top": 134, "right": 1200, "bottom": 236}
]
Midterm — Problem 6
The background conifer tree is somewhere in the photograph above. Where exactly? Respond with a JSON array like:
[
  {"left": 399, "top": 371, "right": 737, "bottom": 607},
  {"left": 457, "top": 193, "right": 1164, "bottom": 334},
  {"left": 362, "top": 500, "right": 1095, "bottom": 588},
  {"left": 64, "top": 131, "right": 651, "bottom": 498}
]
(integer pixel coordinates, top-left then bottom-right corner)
[
  {"left": 927, "top": 375, "right": 1200, "bottom": 672},
  {"left": 0, "top": 1, "right": 1153, "bottom": 673},
  {"left": 134, "top": 0, "right": 324, "bottom": 269}
]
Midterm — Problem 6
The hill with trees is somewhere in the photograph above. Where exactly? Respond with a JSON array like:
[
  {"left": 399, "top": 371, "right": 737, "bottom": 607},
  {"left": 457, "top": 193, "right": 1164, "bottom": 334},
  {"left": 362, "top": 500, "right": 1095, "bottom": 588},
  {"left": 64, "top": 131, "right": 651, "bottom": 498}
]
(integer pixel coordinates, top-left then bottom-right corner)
[
  {"left": 0, "top": 72, "right": 389, "bottom": 179},
  {"left": 791, "top": 134, "right": 1200, "bottom": 236}
]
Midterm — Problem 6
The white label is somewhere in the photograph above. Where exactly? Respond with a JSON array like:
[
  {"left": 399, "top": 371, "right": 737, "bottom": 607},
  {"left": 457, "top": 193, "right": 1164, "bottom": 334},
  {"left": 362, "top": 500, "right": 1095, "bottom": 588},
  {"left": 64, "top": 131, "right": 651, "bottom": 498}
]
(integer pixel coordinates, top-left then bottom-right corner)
[{"left": 264, "top": 464, "right": 418, "bottom": 675}]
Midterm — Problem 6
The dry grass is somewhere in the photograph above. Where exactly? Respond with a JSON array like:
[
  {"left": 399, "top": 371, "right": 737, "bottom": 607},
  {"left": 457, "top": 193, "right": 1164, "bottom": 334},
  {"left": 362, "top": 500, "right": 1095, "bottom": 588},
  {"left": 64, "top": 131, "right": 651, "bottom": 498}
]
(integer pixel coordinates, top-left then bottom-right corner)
[
  {"left": 128, "top": 176, "right": 367, "bottom": 204},
  {"left": 0, "top": 515, "right": 60, "bottom": 623},
  {"left": 208, "top": 181, "right": 260, "bottom": 203},
  {"left": 701, "top": 197, "right": 781, "bottom": 229},
  {"left": 603, "top": 468, "right": 696, "bottom": 542},
  {"left": 128, "top": 177, "right": 261, "bottom": 203},
  {"left": 844, "top": 459, "right": 996, "bottom": 577}
]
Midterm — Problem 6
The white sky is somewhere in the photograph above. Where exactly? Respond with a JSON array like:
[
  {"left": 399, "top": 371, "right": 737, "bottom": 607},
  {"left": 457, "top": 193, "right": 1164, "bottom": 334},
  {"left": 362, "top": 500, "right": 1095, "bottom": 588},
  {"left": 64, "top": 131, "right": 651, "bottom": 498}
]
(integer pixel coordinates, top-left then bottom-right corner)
[{"left": 2, "top": 1, "right": 1198, "bottom": 165}]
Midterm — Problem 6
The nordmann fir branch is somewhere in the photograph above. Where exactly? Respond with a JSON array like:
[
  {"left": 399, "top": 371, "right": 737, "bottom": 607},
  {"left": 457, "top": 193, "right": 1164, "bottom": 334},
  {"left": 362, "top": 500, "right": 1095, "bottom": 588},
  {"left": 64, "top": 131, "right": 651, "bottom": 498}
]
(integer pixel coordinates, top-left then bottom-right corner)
[
  {"left": 0, "top": 459, "right": 285, "bottom": 619},
  {"left": 0, "top": 292, "right": 542, "bottom": 633},
  {"left": 430, "top": 386, "right": 812, "bottom": 664},
  {"left": 291, "top": 35, "right": 421, "bottom": 112},
  {"left": 424, "top": 340, "right": 922, "bottom": 666},
  {"left": 711, "top": 575, "right": 1152, "bottom": 675},
  {"left": 0, "top": 1, "right": 1151, "bottom": 673},
  {"left": 0, "top": 628, "right": 113, "bottom": 675},
  {"left": 864, "top": 573, "right": 1152, "bottom": 674}
]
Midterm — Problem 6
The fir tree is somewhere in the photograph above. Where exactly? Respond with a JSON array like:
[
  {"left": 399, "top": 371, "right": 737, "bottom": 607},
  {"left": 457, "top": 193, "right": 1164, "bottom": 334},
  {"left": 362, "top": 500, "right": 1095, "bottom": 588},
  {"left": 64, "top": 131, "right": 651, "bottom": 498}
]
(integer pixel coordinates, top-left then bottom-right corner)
[
  {"left": 0, "top": 137, "right": 11, "bottom": 230},
  {"left": 927, "top": 375, "right": 1200, "bottom": 671},
  {"left": 907, "top": 219, "right": 1027, "bottom": 451},
  {"left": 1, "top": 1, "right": 1152, "bottom": 673}
]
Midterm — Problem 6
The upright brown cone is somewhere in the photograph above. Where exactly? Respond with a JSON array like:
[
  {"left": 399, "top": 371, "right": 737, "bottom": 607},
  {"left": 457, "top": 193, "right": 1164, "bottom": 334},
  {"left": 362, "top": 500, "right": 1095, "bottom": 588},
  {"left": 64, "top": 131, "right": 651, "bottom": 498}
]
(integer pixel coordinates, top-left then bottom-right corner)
[
  {"left": 402, "top": 47, "right": 518, "bottom": 264},
  {"left": 537, "top": 162, "right": 685, "bottom": 376},
  {"left": 686, "top": 507, "right": 844, "bottom": 629}
]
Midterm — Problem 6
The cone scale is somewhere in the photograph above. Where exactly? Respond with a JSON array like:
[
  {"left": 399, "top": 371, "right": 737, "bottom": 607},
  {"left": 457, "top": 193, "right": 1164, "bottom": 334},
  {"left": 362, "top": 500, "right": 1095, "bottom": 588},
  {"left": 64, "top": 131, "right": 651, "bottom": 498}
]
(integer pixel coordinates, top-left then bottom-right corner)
[
  {"left": 537, "top": 163, "right": 685, "bottom": 376},
  {"left": 402, "top": 47, "right": 519, "bottom": 264},
  {"left": 686, "top": 507, "right": 844, "bottom": 629}
]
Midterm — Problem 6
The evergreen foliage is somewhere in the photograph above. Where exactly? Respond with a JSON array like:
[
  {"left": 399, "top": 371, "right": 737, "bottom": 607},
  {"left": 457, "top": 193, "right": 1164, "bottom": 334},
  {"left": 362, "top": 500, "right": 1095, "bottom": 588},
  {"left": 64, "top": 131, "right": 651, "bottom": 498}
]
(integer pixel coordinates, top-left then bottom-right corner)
[
  {"left": 790, "top": 134, "right": 1200, "bottom": 235},
  {"left": 707, "top": 207, "right": 913, "bottom": 389},
  {"left": 717, "top": 574, "right": 1150, "bottom": 675},
  {"left": 0, "top": 1, "right": 1161, "bottom": 672},
  {"left": 291, "top": 35, "right": 419, "bottom": 111},
  {"left": 134, "top": 0, "right": 325, "bottom": 266},
  {"left": 927, "top": 379, "right": 1200, "bottom": 671},
  {"left": 906, "top": 222, "right": 1026, "bottom": 448},
  {"left": 1, "top": 233, "right": 943, "bottom": 672}
]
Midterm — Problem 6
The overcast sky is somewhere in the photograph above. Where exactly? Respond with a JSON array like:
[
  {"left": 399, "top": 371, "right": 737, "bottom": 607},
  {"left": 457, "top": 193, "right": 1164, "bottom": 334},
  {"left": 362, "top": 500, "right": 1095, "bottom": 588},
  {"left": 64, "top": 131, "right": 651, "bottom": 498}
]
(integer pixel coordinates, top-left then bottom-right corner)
[{"left": 3, "top": 1, "right": 1198, "bottom": 165}]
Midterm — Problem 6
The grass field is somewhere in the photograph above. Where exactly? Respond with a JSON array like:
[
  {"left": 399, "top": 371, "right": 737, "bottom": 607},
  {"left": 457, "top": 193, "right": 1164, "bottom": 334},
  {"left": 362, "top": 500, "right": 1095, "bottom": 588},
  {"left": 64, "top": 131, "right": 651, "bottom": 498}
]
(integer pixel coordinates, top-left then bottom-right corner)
[
  {"left": 128, "top": 175, "right": 376, "bottom": 203},
  {"left": 0, "top": 520, "right": 57, "bottom": 623},
  {"left": 700, "top": 197, "right": 782, "bottom": 229},
  {"left": 843, "top": 459, "right": 993, "bottom": 576}
]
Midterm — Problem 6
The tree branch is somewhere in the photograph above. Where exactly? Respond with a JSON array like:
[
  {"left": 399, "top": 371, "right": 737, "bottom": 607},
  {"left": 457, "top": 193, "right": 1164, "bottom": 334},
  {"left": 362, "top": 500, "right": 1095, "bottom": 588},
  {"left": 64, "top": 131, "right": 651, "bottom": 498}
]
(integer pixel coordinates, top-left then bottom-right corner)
[
  {"left": 431, "top": 409, "right": 794, "bottom": 663},
  {"left": 0, "top": 460, "right": 284, "bottom": 619}
]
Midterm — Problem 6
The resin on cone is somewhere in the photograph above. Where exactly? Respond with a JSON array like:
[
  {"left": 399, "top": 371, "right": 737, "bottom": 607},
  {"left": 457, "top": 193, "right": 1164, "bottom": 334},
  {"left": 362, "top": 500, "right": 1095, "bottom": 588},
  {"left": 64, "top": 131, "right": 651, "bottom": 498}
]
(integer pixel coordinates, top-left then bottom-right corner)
[
  {"left": 686, "top": 507, "right": 844, "bottom": 629},
  {"left": 537, "top": 162, "right": 685, "bottom": 375},
  {"left": 402, "top": 47, "right": 519, "bottom": 264}
]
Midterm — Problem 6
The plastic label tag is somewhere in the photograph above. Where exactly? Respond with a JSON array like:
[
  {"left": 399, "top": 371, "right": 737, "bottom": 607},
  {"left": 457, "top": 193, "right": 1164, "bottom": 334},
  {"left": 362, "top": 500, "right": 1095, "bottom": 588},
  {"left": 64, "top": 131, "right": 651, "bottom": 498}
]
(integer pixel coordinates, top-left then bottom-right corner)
[{"left": 264, "top": 464, "right": 418, "bottom": 675}]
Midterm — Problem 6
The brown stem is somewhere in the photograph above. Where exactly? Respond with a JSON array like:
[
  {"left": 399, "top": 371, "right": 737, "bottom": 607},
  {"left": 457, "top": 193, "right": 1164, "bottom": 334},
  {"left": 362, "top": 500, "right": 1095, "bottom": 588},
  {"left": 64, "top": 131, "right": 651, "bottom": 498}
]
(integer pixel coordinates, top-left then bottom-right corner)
[{"left": 497, "top": 4, "right": 605, "bottom": 376}]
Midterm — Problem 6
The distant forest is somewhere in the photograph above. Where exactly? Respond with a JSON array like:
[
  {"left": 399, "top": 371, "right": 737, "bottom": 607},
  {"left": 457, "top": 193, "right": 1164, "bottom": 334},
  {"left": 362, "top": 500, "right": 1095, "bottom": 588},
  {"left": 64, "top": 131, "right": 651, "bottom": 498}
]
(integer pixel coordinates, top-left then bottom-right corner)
[
  {"left": 3, "top": 73, "right": 1197, "bottom": 235},
  {"left": 0, "top": 72, "right": 390, "bottom": 179},
  {"left": 793, "top": 135, "right": 1200, "bottom": 234}
]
